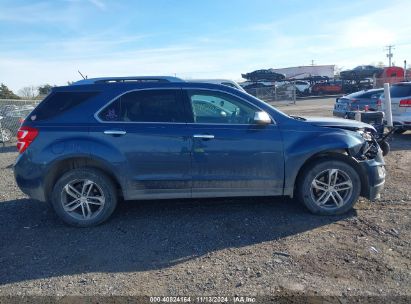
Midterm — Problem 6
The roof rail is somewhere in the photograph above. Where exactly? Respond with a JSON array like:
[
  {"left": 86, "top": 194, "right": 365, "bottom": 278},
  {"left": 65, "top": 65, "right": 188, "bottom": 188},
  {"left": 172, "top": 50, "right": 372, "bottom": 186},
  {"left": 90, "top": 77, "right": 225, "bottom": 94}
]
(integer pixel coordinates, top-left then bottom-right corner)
[{"left": 72, "top": 76, "right": 185, "bottom": 85}]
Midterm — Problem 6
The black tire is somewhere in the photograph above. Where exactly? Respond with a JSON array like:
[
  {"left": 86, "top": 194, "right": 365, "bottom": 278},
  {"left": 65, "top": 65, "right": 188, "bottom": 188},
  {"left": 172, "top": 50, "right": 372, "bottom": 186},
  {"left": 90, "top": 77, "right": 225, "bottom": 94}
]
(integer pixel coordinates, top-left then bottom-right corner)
[
  {"left": 297, "top": 159, "right": 361, "bottom": 215},
  {"left": 378, "top": 140, "right": 390, "bottom": 156},
  {"left": 51, "top": 168, "right": 117, "bottom": 227}
]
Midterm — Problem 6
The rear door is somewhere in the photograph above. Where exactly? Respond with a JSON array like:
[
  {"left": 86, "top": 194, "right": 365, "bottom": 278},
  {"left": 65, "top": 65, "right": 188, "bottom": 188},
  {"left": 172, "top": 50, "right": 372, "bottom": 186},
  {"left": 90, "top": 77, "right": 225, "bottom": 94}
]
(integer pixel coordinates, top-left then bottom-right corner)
[
  {"left": 91, "top": 88, "right": 192, "bottom": 199},
  {"left": 183, "top": 88, "right": 284, "bottom": 197}
]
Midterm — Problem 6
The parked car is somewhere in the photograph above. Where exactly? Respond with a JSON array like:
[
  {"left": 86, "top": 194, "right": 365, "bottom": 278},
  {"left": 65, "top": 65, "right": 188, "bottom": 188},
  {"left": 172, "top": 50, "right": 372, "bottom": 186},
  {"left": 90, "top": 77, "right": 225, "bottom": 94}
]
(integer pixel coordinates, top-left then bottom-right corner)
[
  {"left": 333, "top": 88, "right": 384, "bottom": 117},
  {"left": 188, "top": 79, "right": 246, "bottom": 92},
  {"left": 273, "top": 81, "right": 305, "bottom": 98},
  {"left": 294, "top": 80, "right": 311, "bottom": 96},
  {"left": 0, "top": 109, "right": 32, "bottom": 142},
  {"left": 19, "top": 104, "right": 36, "bottom": 111},
  {"left": 14, "top": 76, "right": 386, "bottom": 227},
  {"left": 241, "top": 69, "right": 286, "bottom": 82},
  {"left": 380, "top": 82, "right": 411, "bottom": 134},
  {"left": 340, "top": 65, "right": 384, "bottom": 80},
  {"left": 311, "top": 81, "right": 342, "bottom": 95},
  {"left": 342, "top": 78, "right": 374, "bottom": 94},
  {"left": 0, "top": 104, "right": 19, "bottom": 116},
  {"left": 241, "top": 81, "right": 274, "bottom": 90}
]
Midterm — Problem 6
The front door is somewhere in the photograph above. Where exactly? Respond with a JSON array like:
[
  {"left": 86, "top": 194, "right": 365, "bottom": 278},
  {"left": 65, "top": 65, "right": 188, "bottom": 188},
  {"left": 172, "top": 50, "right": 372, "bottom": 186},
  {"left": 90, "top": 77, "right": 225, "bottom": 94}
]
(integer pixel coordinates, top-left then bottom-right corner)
[{"left": 184, "top": 89, "right": 284, "bottom": 197}]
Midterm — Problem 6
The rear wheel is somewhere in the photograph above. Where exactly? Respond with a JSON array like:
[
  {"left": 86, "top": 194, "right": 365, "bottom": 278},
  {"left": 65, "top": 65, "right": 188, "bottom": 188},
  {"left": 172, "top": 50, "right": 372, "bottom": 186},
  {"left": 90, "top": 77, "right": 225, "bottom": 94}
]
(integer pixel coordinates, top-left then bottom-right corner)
[
  {"left": 51, "top": 168, "right": 117, "bottom": 227},
  {"left": 297, "top": 159, "right": 361, "bottom": 215}
]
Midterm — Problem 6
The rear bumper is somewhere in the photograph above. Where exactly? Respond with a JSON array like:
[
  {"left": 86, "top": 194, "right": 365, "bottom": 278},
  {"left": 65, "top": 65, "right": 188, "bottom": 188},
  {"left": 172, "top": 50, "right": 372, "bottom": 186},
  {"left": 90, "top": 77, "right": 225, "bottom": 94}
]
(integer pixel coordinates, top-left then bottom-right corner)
[
  {"left": 393, "top": 121, "right": 411, "bottom": 130},
  {"left": 14, "top": 153, "right": 47, "bottom": 202},
  {"left": 392, "top": 113, "right": 411, "bottom": 130}
]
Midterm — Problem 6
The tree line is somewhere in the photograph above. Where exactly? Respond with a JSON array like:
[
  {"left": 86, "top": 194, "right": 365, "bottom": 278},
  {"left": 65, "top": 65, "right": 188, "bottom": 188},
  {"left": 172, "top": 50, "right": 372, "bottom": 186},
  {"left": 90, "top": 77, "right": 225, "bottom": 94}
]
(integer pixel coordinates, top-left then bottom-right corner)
[{"left": 0, "top": 83, "right": 55, "bottom": 99}]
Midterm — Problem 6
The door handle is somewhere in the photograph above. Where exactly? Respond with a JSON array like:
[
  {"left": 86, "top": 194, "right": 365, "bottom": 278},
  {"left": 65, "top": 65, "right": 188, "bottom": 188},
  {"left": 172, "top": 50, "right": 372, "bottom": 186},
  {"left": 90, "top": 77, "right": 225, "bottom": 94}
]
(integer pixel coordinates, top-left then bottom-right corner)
[
  {"left": 104, "top": 130, "right": 127, "bottom": 136},
  {"left": 193, "top": 134, "right": 215, "bottom": 139}
]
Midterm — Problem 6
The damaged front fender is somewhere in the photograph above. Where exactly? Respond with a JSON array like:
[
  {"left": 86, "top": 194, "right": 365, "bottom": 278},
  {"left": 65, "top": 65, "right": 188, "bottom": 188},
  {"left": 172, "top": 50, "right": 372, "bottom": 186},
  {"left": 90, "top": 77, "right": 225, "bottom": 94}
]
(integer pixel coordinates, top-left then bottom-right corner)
[{"left": 281, "top": 128, "right": 369, "bottom": 197}]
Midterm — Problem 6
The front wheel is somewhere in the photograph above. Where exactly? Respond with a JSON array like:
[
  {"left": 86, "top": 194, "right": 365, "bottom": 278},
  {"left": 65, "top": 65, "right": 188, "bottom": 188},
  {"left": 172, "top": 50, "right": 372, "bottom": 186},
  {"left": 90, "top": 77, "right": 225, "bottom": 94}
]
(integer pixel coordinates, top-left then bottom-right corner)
[
  {"left": 297, "top": 159, "right": 361, "bottom": 215},
  {"left": 51, "top": 168, "right": 117, "bottom": 227}
]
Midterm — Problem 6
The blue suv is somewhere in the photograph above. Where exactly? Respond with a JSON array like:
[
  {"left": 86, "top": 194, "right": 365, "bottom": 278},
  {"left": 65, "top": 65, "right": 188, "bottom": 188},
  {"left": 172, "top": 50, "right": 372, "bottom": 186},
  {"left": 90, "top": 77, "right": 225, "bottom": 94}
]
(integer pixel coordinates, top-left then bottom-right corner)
[{"left": 14, "top": 76, "right": 386, "bottom": 227}]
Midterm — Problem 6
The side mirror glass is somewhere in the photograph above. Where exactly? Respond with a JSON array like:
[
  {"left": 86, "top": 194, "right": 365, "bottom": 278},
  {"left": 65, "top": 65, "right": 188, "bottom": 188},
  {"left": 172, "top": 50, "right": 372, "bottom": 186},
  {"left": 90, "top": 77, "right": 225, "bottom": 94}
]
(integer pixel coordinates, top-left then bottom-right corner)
[{"left": 253, "top": 111, "right": 271, "bottom": 125}]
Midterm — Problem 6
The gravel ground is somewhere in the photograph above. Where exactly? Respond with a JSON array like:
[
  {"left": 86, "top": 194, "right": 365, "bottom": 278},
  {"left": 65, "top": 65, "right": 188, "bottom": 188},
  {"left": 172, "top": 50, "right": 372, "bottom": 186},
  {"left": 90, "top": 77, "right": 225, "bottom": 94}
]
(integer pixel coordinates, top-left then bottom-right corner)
[{"left": 0, "top": 98, "right": 409, "bottom": 298}]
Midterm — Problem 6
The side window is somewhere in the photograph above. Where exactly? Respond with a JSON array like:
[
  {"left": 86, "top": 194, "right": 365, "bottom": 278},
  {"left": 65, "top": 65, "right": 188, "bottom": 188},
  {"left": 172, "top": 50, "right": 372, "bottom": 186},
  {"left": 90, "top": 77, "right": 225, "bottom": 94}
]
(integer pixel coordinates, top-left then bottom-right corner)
[
  {"left": 360, "top": 91, "right": 374, "bottom": 98},
  {"left": 31, "top": 91, "right": 98, "bottom": 121},
  {"left": 98, "top": 89, "right": 186, "bottom": 123},
  {"left": 187, "top": 90, "right": 258, "bottom": 124}
]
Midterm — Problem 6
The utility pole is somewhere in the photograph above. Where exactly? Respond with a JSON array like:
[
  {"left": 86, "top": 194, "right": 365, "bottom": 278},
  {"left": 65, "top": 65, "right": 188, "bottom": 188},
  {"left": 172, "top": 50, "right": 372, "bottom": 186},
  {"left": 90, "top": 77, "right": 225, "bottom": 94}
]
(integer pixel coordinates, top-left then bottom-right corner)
[
  {"left": 311, "top": 60, "right": 315, "bottom": 66},
  {"left": 385, "top": 45, "right": 395, "bottom": 67}
]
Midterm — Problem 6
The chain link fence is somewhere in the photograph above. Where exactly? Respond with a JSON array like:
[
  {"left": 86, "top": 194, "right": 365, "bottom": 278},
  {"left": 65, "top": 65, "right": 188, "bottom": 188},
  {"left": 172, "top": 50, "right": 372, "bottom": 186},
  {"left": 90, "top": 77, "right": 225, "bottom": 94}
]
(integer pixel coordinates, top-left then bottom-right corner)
[
  {"left": 0, "top": 99, "right": 41, "bottom": 151},
  {"left": 244, "top": 82, "right": 297, "bottom": 104}
]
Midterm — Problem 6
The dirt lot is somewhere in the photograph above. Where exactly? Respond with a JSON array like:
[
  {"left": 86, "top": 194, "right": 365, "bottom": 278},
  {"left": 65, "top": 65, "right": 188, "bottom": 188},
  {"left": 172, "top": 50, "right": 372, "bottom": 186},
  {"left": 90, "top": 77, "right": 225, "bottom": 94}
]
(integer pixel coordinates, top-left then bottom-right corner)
[{"left": 0, "top": 98, "right": 410, "bottom": 298}]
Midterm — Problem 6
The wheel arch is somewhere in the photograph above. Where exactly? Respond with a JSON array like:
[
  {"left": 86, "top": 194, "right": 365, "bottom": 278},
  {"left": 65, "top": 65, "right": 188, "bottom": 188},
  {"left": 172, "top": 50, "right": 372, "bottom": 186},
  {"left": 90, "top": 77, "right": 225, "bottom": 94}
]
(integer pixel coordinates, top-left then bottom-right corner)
[
  {"left": 43, "top": 156, "right": 124, "bottom": 202},
  {"left": 292, "top": 150, "right": 368, "bottom": 198}
]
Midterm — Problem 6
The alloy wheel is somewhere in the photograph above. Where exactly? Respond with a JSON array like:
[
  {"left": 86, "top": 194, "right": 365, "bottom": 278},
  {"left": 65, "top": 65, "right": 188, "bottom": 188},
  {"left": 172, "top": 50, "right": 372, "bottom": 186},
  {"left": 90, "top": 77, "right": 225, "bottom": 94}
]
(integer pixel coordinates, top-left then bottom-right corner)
[
  {"left": 61, "top": 179, "right": 105, "bottom": 220},
  {"left": 310, "top": 168, "right": 353, "bottom": 209}
]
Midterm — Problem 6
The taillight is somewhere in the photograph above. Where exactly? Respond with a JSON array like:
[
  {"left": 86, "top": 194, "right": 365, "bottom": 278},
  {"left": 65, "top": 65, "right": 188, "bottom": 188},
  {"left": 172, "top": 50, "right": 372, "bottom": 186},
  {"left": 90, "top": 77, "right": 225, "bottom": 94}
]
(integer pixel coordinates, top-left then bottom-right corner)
[
  {"left": 399, "top": 99, "right": 411, "bottom": 107},
  {"left": 17, "top": 126, "right": 38, "bottom": 154}
]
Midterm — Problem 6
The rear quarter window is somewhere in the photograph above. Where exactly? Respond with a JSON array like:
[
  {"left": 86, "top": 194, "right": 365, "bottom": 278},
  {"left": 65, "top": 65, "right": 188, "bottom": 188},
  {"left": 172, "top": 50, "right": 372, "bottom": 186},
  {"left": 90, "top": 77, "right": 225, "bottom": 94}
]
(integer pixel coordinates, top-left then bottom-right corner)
[
  {"left": 30, "top": 91, "right": 98, "bottom": 121},
  {"left": 390, "top": 85, "right": 411, "bottom": 98}
]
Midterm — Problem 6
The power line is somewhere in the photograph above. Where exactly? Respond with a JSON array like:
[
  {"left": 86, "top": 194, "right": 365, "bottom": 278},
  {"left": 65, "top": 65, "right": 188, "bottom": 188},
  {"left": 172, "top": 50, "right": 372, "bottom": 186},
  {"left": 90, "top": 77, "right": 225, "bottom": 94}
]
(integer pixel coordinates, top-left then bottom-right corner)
[{"left": 385, "top": 45, "right": 395, "bottom": 67}]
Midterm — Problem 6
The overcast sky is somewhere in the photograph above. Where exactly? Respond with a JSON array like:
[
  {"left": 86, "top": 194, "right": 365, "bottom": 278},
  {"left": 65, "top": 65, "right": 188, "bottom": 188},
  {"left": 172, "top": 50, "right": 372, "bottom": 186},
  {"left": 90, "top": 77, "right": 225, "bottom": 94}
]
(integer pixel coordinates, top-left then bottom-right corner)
[{"left": 1, "top": 0, "right": 411, "bottom": 92}]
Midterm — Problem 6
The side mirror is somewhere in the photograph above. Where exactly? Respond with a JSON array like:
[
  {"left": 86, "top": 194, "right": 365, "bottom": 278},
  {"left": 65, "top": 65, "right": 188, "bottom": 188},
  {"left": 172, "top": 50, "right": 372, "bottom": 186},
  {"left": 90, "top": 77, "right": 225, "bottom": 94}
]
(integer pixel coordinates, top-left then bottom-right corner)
[{"left": 253, "top": 111, "right": 271, "bottom": 125}]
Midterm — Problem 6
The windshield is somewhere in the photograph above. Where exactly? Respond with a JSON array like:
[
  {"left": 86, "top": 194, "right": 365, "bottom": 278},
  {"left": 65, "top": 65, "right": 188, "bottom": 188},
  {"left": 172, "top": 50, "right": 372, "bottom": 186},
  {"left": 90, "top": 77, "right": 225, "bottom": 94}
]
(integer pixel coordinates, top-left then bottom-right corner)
[
  {"left": 244, "top": 92, "right": 291, "bottom": 119},
  {"left": 390, "top": 84, "right": 411, "bottom": 98}
]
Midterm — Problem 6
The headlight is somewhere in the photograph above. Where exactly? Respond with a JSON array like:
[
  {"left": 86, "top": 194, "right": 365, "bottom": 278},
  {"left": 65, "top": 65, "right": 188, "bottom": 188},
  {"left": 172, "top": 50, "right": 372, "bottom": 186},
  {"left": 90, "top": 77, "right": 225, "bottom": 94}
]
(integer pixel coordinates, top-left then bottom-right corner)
[{"left": 359, "top": 131, "right": 373, "bottom": 141}]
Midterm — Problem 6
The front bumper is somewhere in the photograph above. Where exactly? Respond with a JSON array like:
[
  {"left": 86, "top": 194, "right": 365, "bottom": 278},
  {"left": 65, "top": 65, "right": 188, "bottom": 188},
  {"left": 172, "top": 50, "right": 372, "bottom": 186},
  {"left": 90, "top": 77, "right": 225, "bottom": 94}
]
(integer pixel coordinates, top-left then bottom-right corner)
[{"left": 358, "top": 153, "right": 386, "bottom": 201}]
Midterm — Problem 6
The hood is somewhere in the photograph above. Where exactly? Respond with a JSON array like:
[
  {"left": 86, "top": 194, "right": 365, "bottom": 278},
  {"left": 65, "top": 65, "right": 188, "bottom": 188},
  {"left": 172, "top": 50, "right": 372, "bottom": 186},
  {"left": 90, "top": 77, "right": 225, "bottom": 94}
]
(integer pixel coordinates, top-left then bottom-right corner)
[{"left": 303, "top": 116, "right": 376, "bottom": 132}]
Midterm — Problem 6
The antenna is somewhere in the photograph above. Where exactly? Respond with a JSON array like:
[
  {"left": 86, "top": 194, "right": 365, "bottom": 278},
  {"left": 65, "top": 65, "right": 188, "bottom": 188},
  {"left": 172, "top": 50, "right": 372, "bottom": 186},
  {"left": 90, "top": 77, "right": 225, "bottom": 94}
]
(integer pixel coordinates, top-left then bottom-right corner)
[{"left": 78, "top": 70, "right": 87, "bottom": 80}]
